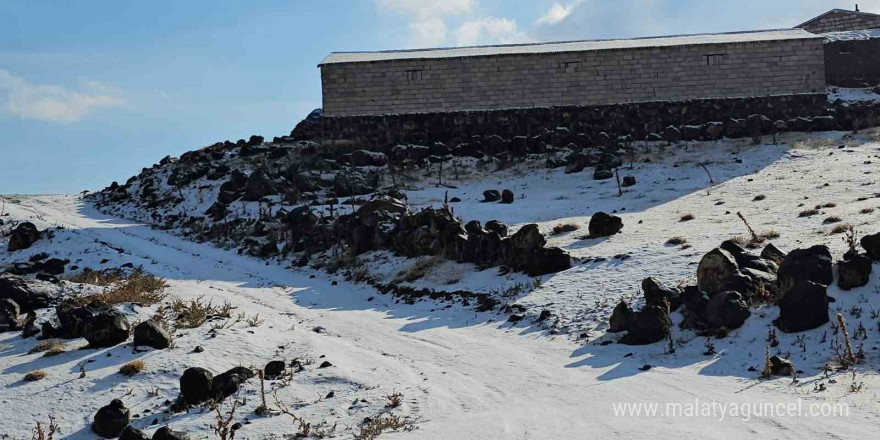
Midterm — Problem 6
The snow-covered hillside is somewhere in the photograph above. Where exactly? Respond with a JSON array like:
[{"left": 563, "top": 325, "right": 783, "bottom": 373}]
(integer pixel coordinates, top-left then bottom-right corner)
[{"left": 3, "top": 127, "right": 880, "bottom": 439}]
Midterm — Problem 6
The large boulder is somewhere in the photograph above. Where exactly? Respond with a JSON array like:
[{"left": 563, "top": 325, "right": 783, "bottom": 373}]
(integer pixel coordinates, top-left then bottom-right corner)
[
  {"left": 483, "top": 190, "right": 501, "bottom": 202},
  {"left": 705, "top": 291, "right": 750, "bottom": 330},
  {"left": 212, "top": 366, "right": 255, "bottom": 400},
  {"left": 242, "top": 169, "right": 277, "bottom": 201},
  {"left": 500, "top": 189, "right": 515, "bottom": 204},
  {"left": 152, "top": 426, "right": 190, "bottom": 440},
  {"left": 621, "top": 305, "right": 671, "bottom": 345},
  {"left": 92, "top": 399, "right": 130, "bottom": 438},
  {"left": 83, "top": 311, "right": 131, "bottom": 347},
  {"left": 776, "top": 279, "right": 829, "bottom": 333},
  {"left": 333, "top": 169, "right": 378, "bottom": 196},
  {"left": 608, "top": 300, "right": 632, "bottom": 333},
  {"left": 263, "top": 360, "right": 286, "bottom": 380},
  {"left": 777, "top": 245, "right": 833, "bottom": 291},
  {"left": 524, "top": 247, "right": 571, "bottom": 276},
  {"left": 8, "top": 222, "right": 40, "bottom": 252},
  {"left": 119, "top": 426, "right": 150, "bottom": 440},
  {"left": 860, "top": 232, "right": 880, "bottom": 260},
  {"left": 642, "top": 277, "right": 682, "bottom": 311},
  {"left": 180, "top": 367, "right": 214, "bottom": 404},
  {"left": 0, "top": 273, "right": 62, "bottom": 312},
  {"left": 0, "top": 298, "right": 21, "bottom": 332},
  {"left": 837, "top": 252, "right": 872, "bottom": 290},
  {"left": 133, "top": 320, "right": 172, "bottom": 349},
  {"left": 696, "top": 248, "right": 739, "bottom": 296},
  {"left": 588, "top": 212, "right": 623, "bottom": 238},
  {"left": 351, "top": 150, "right": 388, "bottom": 167}
]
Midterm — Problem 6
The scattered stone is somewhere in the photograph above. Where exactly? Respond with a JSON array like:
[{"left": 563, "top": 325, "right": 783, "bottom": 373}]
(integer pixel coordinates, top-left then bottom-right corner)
[
  {"left": 0, "top": 298, "right": 21, "bottom": 332},
  {"left": 500, "top": 189, "right": 514, "bottom": 204},
  {"left": 483, "top": 190, "right": 501, "bottom": 202},
  {"left": 242, "top": 169, "right": 277, "bottom": 201},
  {"left": 837, "top": 251, "right": 872, "bottom": 290},
  {"left": 860, "top": 232, "right": 880, "bottom": 260},
  {"left": 3, "top": 275, "right": 62, "bottom": 312},
  {"left": 119, "top": 425, "right": 151, "bottom": 440},
  {"left": 768, "top": 356, "right": 794, "bottom": 376},
  {"left": 92, "top": 399, "right": 130, "bottom": 438},
  {"left": 641, "top": 277, "right": 682, "bottom": 311},
  {"left": 212, "top": 366, "right": 255, "bottom": 400},
  {"left": 351, "top": 150, "right": 388, "bottom": 167},
  {"left": 8, "top": 222, "right": 41, "bottom": 252},
  {"left": 83, "top": 310, "right": 131, "bottom": 347},
  {"left": 588, "top": 212, "right": 623, "bottom": 238},
  {"left": 776, "top": 279, "right": 829, "bottom": 333},
  {"left": 621, "top": 176, "right": 636, "bottom": 187},
  {"left": 621, "top": 305, "right": 671, "bottom": 345},
  {"left": 318, "top": 361, "right": 333, "bottom": 368},
  {"left": 696, "top": 248, "right": 739, "bottom": 296},
  {"left": 760, "top": 243, "right": 786, "bottom": 263},
  {"left": 152, "top": 426, "right": 190, "bottom": 440},
  {"left": 180, "top": 367, "right": 214, "bottom": 404},
  {"left": 134, "top": 320, "right": 172, "bottom": 349},
  {"left": 705, "top": 291, "right": 750, "bottom": 330},
  {"left": 593, "top": 167, "right": 613, "bottom": 180},
  {"left": 264, "top": 360, "right": 286, "bottom": 379},
  {"left": 608, "top": 300, "right": 631, "bottom": 333}
]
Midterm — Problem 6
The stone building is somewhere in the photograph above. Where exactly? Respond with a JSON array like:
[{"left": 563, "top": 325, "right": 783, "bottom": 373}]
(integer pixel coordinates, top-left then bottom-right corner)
[
  {"left": 320, "top": 29, "right": 825, "bottom": 117},
  {"left": 797, "top": 8, "right": 880, "bottom": 34}
]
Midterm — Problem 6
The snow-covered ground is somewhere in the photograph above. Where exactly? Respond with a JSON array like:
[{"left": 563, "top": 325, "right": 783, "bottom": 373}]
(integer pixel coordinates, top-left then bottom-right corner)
[
  {"left": 828, "top": 86, "right": 880, "bottom": 103},
  {"left": 3, "top": 128, "right": 880, "bottom": 439}
]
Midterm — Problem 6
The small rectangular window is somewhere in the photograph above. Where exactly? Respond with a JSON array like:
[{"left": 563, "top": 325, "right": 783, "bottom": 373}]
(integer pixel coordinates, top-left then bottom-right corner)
[
  {"left": 705, "top": 54, "right": 726, "bottom": 66},
  {"left": 558, "top": 61, "right": 580, "bottom": 73},
  {"left": 406, "top": 69, "right": 423, "bottom": 81}
]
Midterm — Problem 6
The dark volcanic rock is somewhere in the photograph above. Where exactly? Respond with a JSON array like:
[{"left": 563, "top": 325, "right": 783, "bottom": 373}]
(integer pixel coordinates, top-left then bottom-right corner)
[
  {"left": 588, "top": 212, "right": 623, "bottom": 238},
  {"left": 152, "top": 426, "right": 190, "bottom": 440},
  {"left": 212, "top": 366, "right": 255, "bottom": 400},
  {"left": 768, "top": 356, "right": 794, "bottom": 376},
  {"left": 483, "top": 190, "right": 501, "bottom": 202},
  {"left": 837, "top": 252, "right": 872, "bottom": 290},
  {"left": 860, "top": 232, "right": 880, "bottom": 260},
  {"left": 83, "top": 310, "right": 131, "bottom": 347},
  {"left": 777, "top": 245, "right": 833, "bottom": 290},
  {"left": 351, "top": 150, "right": 388, "bottom": 167},
  {"left": 608, "top": 300, "right": 631, "bottom": 333},
  {"left": 264, "top": 360, "right": 286, "bottom": 379},
  {"left": 119, "top": 426, "right": 150, "bottom": 440},
  {"left": 776, "top": 279, "right": 829, "bottom": 333},
  {"left": 242, "top": 169, "right": 277, "bottom": 201},
  {"left": 180, "top": 367, "right": 214, "bottom": 404},
  {"left": 92, "top": 399, "right": 130, "bottom": 438},
  {"left": 500, "top": 189, "right": 515, "bottom": 204},
  {"left": 621, "top": 305, "right": 671, "bottom": 345},
  {"left": 0, "top": 298, "right": 21, "bottom": 332},
  {"left": 696, "top": 248, "right": 739, "bottom": 296},
  {"left": 0, "top": 273, "right": 61, "bottom": 312},
  {"left": 642, "top": 277, "right": 682, "bottom": 311},
  {"left": 133, "top": 320, "right": 172, "bottom": 349},
  {"left": 705, "top": 291, "right": 750, "bottom": 330},
  {"left": 8, "top": 222, "right": 41, "bottom": 252}
]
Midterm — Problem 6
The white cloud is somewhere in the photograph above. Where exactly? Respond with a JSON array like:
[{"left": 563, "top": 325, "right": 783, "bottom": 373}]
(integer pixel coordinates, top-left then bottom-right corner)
[
  {"left": 536, "top": 1, "right": 582, "bottom": 26},
  {"left": 376, "top": 0, "right": 475, "bottom": 47},
  {"left": 0, "top": 70, "right": 124, "bottom": 122},
  {"left": 455, "top": 17, "right": 530, "bottom": 46}
]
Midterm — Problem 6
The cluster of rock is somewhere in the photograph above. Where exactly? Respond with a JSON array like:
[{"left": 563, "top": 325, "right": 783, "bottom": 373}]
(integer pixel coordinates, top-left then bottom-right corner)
[
  {"left": 7, "top": 221, "right": 41, "bottom": 252},
  {"left": 609, "top": 236, "right": 878, "bottom": 345},
  {"left": 92, "top": 358, "right": 297, "bottom": 438},
  {"left": 336, "top": 198, "right": 571, "bottom": 276}
]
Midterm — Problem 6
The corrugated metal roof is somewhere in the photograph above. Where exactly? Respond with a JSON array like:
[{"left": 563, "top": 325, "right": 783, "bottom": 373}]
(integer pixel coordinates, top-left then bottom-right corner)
[
  {"left": 319, "top": 28, "right": 819, "bottom": 66},
  {"left": 796, "top": 8, "right": 880, "bottom": 29},
  {"left": 823, "top": 27, "right": 880, "bottom": 42}
]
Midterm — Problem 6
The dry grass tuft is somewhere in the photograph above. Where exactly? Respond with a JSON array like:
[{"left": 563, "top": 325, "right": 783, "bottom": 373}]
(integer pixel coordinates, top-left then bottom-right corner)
[
  {"left": 830, "top": 223, "right": 854, "bottom": 235},
  {"left": 386, "top": 392, "right": 404, "bottom": 409},
  {"left": 168, "top": 296, "right": 235, "bottom": 329},
  {"left": 823, "top": 216, "right": 842, "bottom": 224},
  {"left": 355, "top": 414, "right": 416, "bottom": 440},
  {"left": 666, "top": 236, "right": 687, "bottom": 246},
  {"left": 732, "top": 231, "right": 779, "bottom": 249},
  {"left": 24, "top": 370, "right": 47, "bottom": 381},
  {"left": 860, "top": 207, "right": 875, "bottom": 214},
  {"left": 550, "top": 223, "right": 579, "bottom": 236},
  {"left": 119, "top": 360, "right": 146, "bottom": 377},
  {"left": 395, "top": 256, "right": 443, "bottom": 283},
  {"left": 69, "top": 268, "right": 167, "bottom": 307},
  {"left": 29, "top": 340, "right": 66, "bottom": 357},
  {"left": 798, "top": 208, "right": 819, "bottom": 218},
  {"left": 679, "top": 214, "right": 695, "bottom": 222}
]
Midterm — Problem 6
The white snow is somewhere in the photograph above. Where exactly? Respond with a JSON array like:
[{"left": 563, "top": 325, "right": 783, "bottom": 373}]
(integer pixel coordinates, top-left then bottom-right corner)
[{"left": 3, "top": 128, "right": 880, "bottom": 439}]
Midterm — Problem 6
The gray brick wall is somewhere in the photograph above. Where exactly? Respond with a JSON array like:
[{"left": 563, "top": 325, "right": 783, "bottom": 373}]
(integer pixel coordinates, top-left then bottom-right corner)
[
  {"left": 321, "top": 38, "right": 826, "bottom": 117},
  {"left": 799, "top": 10, "right": 880, "bottom": 34}
]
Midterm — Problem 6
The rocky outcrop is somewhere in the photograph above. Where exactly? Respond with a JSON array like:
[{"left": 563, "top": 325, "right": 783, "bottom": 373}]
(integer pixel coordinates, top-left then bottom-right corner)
[
  {"left": 133, "top": 320, "right": 172, "bottom": 349},
  {"left": 0, "top": 273, "right": 62, "bottom": 312},
  {"left": 775, "top": 246, "right": 833, "bottom": 333},
  {"left": 588, "top": 212, "right": 623, "bottom": 238},
  {"left": 180, "top": 367, "right": 214, "bottom": 405},
  {"left": 92, "top": 399, "right": 130, "bottom": 438},
  {"left": 8, "top": 222, "right": 41, "bottom": 252}
]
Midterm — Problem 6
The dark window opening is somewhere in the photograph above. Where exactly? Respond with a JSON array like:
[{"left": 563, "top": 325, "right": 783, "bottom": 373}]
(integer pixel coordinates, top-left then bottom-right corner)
[
  {"left": 558, "top": 61, "right": 581, "bottom": 73},
  {"left": 406, "top": 69, "right": 423, "bottom": 81},
  {"left": 704, "top": 54, "right": 726, "bottom": 66}
]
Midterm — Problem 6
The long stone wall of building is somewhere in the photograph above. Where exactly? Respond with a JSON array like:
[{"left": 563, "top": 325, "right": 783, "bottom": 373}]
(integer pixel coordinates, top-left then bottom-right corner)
[
  {"left": 799, "top": 10, "right": 880, "bottom": 34},
  {"left": 317, "top": 94, "right": 835, "bottom": 150},
  {"left": 825, "top": 38, "right": 880, "bottom": 87},
  {"left": 321, "top": 38, "right": 825, "bottom": 117}
]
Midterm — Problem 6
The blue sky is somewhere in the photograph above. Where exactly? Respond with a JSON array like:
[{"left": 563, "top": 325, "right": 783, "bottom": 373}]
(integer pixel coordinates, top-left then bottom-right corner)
[{"left": 1, "top": 0, "right": 876, "bottom": 194}]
